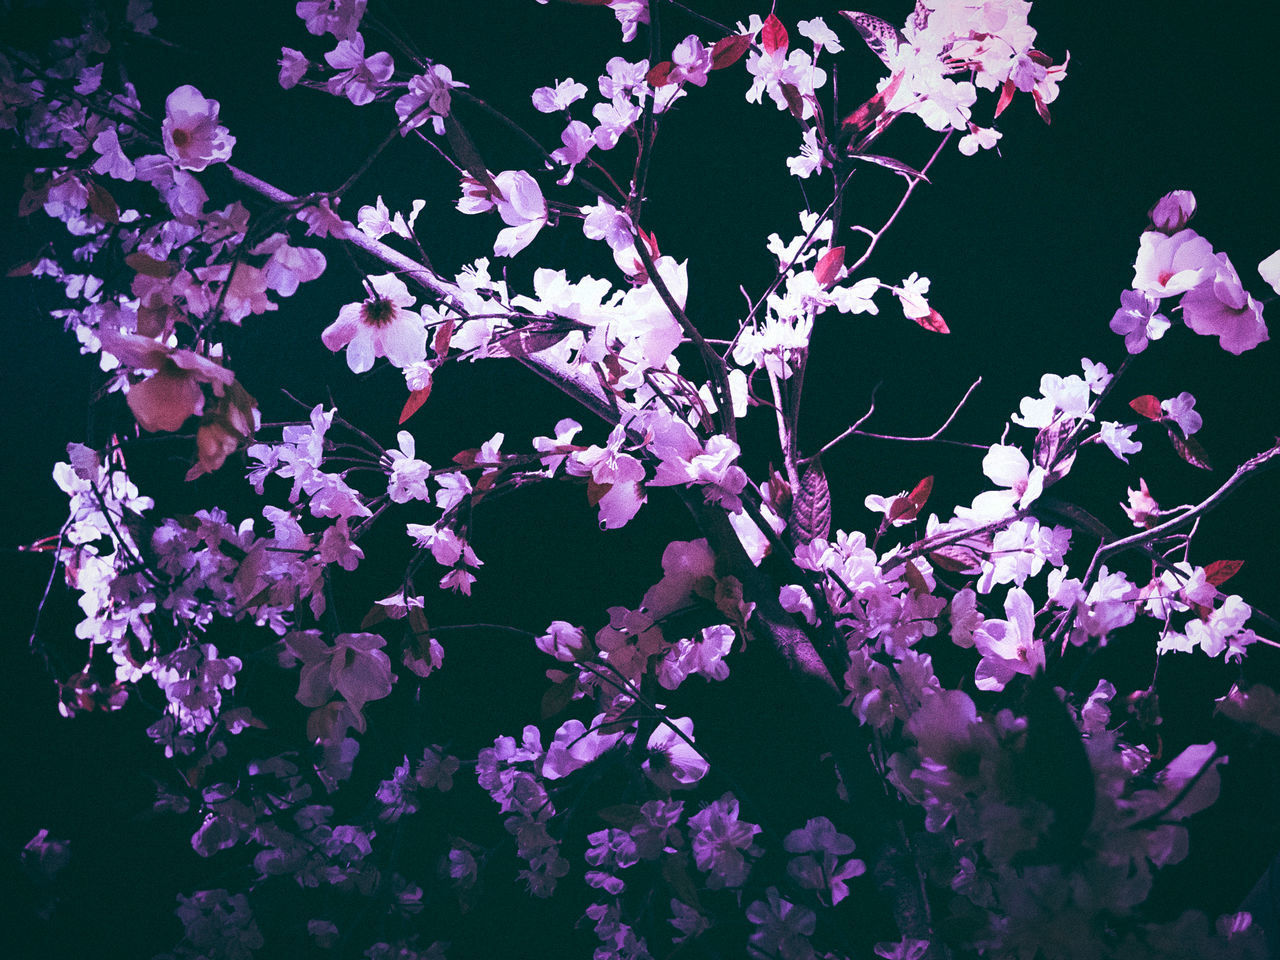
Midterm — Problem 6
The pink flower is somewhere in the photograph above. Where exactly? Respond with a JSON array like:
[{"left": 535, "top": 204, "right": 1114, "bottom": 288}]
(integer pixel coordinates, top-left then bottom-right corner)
[
  {"left": 324, "top": 33, "right": 393, "bottom": 106},
  {"left": 643, "top": 717, "right": 708, "bottom": 791},
  {"left": 1148, "top": 189, "right": 1196, "bottom": 233},
  {"left": 457, "top": 170, "right": 547, "bottom": 257},
  {"left": 395, "top": 65, "right": 464, "bottom": 135},
  {"left": 322, "top": 273, "right": 427, "bottom": 373},
  {"left": 98, "top": 330, "right": 235, "bottom": 432},
  {"left": 531, "top": 78, "right": 587, "bottom": 113},
  {"left": 972, "top": 587, "right": 1044, "bottom": 691},
  {"left": 285, "top": 630, "right": 392, "bottom": 715},
  {"left": 161, "top": 85, "right": 235, "bottom": 172},
  {"left": 670, "top": 35, "right": 711, "bottom": 87},
  {"left": 1132, "top": 228, "right": 1215, "bottom": 298},
  {"left": 1181, "top": 252, "right": 1269, "bottom": 354},
  {"left": 1109, "top": 288, "right": 1170, "bottom": 354}
]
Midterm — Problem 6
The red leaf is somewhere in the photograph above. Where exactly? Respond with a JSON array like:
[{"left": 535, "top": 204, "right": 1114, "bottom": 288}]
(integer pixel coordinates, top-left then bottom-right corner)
[
  {"left": 994, "top": 78, "right": 1016, "bottom": 119},
  {"left": 888, "top": 496, "right": 918, "bottom": 523},
  {"left": 1032, "top": 88, "right": 1052, "bottom": 124},
  {"left": 646, "top": 61, "right": 674, "bottom": 87},
  {"left": 841, "top": 72, "right": 903, "bottom": 137},
  {"left": 1028, "top": 49, "right": 1054, "bottom": 67},
  {"left": 813, "top": 246, "right": 845, "bottom": 289},
  {"left": 888, "top": 476, "right": 933, "bottom": 523},
  {"left": 1129, "top": 395, "right": 1163, "bottom": 420},
  {"left": 779, "top": 81, "right": 805, "bottom": 122},
  {"left": 399, "top": 386, "right": 432, "bottom": 424},
  {"left": 453, "top": 448, "right": 479, "bottom": 467},
  {"left": 761, "top": 13, "right": 788, "bottom": 55},
  {"left": 637, "top": 226, "right": 660, "bottom": 259},
  {"left": 912, "top": 307, "right": 949, "bottom": 334},
  {"left": 711, "top": 34, "right": 751, "bottom": 70},
  {"left": 908, "top": 475, "right": 934, "bottom": 508},
  {"left": 1204, "top": 559, "right": 1244, "bottom": 586},
  {"left": 433, "top": 318, "right": 455, "bottom": 358}
]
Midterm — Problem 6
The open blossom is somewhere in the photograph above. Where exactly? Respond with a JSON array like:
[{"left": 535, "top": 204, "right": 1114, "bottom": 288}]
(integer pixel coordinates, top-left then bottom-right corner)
[
  {"left": 669, "top": 35, "right": 711, "bottom": 87},
  {"left": 457, "top": 170, "right": 547, "bottom": 257},
  {"left": 532, "top": 78, "right": 587, "bottom": 113},
  {"left": 395, "top": 65, "right": 464, "bottom": 135},
  {"left": 284, "top": 630, "right": 393, "bottom": 716},
  {"left": 324, "top": 33, "right": 393, "bottom": 106},
  {"left": 161, "top": 85, "right": 235, "bottom": 171},
  {"left": 1161, "top": 391, "right": 1202, "bottom": 436},
  {"left": 1132, "top": 228, "right": 1215, "bottom": 298},
  {"left": 1180, "top": 252, "right": 1269, "bottom": 354},
  {"left": 321, "top": 273, "right": 427, "bottom": 373},
  {"left": 643, "top": 717, "right": 709, "bottom": 791},
  {"left": 98, "top": 330, "right": 235, "bottom": 432},
  {"left": 972, "top": 587, "right": 1044, "bottom": 691},
  {"left": 1109, "top": 288, "right": 1170, "bottom": 353}
]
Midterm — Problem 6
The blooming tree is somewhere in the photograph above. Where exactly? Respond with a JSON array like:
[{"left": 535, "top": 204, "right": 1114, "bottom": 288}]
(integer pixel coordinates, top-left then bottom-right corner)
[{"left": 6, "top": 2, "right": 1280, "bottom": 959}]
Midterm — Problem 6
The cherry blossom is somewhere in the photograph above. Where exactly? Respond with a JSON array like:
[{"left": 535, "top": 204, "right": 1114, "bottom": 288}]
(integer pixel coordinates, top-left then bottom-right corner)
[
  {"left": 321, "top": 273, "right": 427, "bottom": 373},
  {"left": 457, "top": 169, "right": 547, "bottom": 257},
  {"left": 284, "top": 630, "right": 393, "bottom": 717},
  {"left": 323, "top": 32, "right": 393, "bottom": 106},
  {"left": 395, "top": 65, "right": 464, "bottom": 135},
  {"left": 531, "top": 77, "right": 587, "bottom": 113},
  {"left": 1109, "top": 288, "right": 1170, "bottom": 353},
  {"left": 1132, "top": 228, "right": 1216, "bottom": 298},
  {"left": 972, "top": 587, "right": 1044, "bottom": 691},
  {"left": 1260, "top": 249, "right": 1280, "bottom": 295},
  {"left": 161, "top": 84, "right": 235, "bottom": 172},
  {"left": 1149, "top": 189, "right": 1196, "bottom": 233},
  {"left": 1180, "top": 252, "right": 1270, "bottom": 354},
  {"left": 642, "top": 717, "right": 709, "bottom": 791}
]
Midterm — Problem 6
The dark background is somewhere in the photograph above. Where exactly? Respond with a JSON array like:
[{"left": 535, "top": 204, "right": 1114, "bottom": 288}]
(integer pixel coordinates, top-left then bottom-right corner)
[{"left": 3, "top": 1, "right": 1280, "bottom": 957}]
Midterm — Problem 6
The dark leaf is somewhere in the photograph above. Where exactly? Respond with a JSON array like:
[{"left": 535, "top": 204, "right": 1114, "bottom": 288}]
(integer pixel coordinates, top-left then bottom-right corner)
[
  {"left": 487, "top": 322, "right": 575, "bottom": 359},
  {"left": 779, "top": 82, "right": 805, "bottom": 122},
  {"left": 929, "top": 545, "right": 984, "bottom": 574},
  {"left": 445, "top": 113, "right": 501, "bottom": 198},
  {"left": 125, "top": 251, "right": 177, "bottom": 278},
  {"left": 788, "top": 458, "right": 831, "bottom": 545},
  {"left": 710, "top": 34, "right": 751, "bottom": 70},
  {"left": 86, "top": 178, "right": 119, "bottom": 223},
  {"left": 540, "top": 676, "right": 576, "bottom": 720},
  {"left": 1167, "top": 426, "right": 1213, "bottom": 470},
  {"left": 851, "top": 152, "right": 930, "bottom": 183},
  {"left": 902, "top": 561, "right": 929, "bottom": 595},
  {"left": 1032, "top": 88, "right": 1052, "bottom": 124}
]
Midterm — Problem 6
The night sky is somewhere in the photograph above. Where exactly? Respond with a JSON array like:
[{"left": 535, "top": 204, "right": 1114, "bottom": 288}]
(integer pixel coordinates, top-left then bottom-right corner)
[{"left": 3, "top": 1, "right": 1280, "bottom": 957}]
